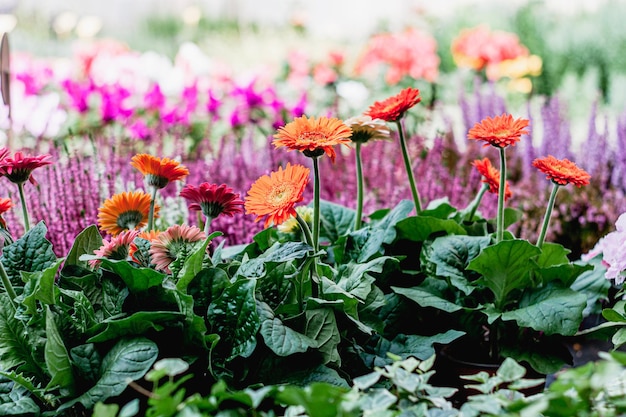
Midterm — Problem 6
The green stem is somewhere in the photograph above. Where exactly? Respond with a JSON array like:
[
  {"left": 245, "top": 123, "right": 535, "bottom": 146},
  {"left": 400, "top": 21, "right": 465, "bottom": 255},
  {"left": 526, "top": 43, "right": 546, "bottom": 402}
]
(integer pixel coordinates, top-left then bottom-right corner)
[
  {"left": 496, "top": 147, "right": 507, "bottom": 243},
  {"left": 396, "top": 119, "right": 422, "bottom": 213},
  {"left": 536, "top": 183, "right": 560, "bottom": 249},
  {"left": 296, "top": 213, "right": 315, "bottom": 250},
  {"left": 147, "top": 186, "right": 158, "bottom": 232},
  {"left": 354, "top": 142, "right": 364, "bottom": 230},
  {"left": 204, "top": 216, "right": 213, "bottom": 236},
  {"left": 297, "top": 206, "right": 319, "bottom": 300},
  {"left": 17, "top": 182, "right": 30, "bottom": 233},
  {"left": 312, "top": 157, "right": 321, "bottom": 252},
  {"left": 465, "top": 183, "right": 489, "bottom": 221},
  {"left": 575, "top": 320, "right": 626, "bottom": 336},
  {"left": 0, "top": 261, "right": 17, "bottom": 310}
]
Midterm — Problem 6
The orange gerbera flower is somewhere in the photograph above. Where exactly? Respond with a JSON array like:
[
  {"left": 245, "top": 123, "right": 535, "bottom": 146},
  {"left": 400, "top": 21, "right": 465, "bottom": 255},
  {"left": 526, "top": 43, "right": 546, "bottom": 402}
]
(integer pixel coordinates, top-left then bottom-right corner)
[
  {"left": 245, "top": 163, "right": 310, "bottom": 228},
  {"left": 365, "top": 87, "right": 421, "bottom": 122},
  {"left": 467, "top": 113, "right": 529, "bottom": 148},
  {"left": 472, "top": 158, "right": 512, "bottom": 200},
  {"left": 273, "top": 115, "right": 352, "bottom": 162},
  {"left": 532, "top": 155, "right": 591, "bottom": 187},
  {"left": 97, "top": 190, "right": 159, "bottom": 236},
  {"left": 130, "top": 154, "right": 189, "bottom": 189}
]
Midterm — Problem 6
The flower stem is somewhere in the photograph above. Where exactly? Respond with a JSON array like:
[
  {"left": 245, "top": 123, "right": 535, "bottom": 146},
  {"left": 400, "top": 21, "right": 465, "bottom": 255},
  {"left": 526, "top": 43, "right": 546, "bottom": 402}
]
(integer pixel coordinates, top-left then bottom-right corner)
[
  {"left": 296, "top": 213, "right": 318, "bottom": 301},
  {"left": 0, "top": 261, "right": 17, "bottom": 310},
  {"left": 354, "top": 142, "right": 364, "bottom": 230},
  {"left": 147, "top": 186, "right": 158, "bottom": 232},
  {"left": 496, "top": 147, "right": 507, "bottom": 243},
  {"left": 17, "top": 182, "right": 30, "bottom": 233},
  {"left": 465, "top": 183, "right": 489, "bottom": 221},
  {"left": 312, "top": 157, "right": 321, "bottom": 252},
  {"left": 536, "top": 183, "right": 560, "bottom": 249},
  {"left": 396, "top": 119, "right": 422, "bottom": 213},
  {"left": 204, "top": 216, "right": 213, "bottom": 236}
]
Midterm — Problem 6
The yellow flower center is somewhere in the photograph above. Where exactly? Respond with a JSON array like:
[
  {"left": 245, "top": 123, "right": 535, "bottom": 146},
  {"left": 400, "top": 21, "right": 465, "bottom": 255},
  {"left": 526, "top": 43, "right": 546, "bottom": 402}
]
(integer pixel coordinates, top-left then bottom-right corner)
[
  {"left": 298, "top": 131, "right": 327, "bottom": 144},
  {"left": 268, "top": 183, "right": 294, "bottom": 207}
]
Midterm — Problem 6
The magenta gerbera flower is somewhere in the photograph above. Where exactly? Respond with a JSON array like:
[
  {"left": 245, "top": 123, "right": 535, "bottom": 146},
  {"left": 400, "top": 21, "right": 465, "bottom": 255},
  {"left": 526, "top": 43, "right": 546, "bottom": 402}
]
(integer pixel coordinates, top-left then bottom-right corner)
[
  {"left": 180, "top": 183, "right": 244, "bottom": 220},
  {"left": 0, "top": 151, "right": 53, "bottom": 185}
]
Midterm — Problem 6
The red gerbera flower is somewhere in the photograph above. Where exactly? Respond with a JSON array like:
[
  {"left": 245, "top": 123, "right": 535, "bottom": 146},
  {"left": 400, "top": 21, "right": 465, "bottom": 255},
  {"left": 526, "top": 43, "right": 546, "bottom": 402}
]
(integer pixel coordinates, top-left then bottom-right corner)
[
  {"left": 273, "top": 115, "right": 353, "bottom": 162},
  {"left": 365, "top": 87, "right": 421, "bottom": 122},
  {"left": 532, "top": 155, "right": 591, "bottom": 187},
  {"left": 0, "top": 151, "right": 53, "bottom": 185},
  {"left": 0, "top": 197, "right": 13, "bottom": 229},
  {"left": 467, "top": 113, "right": 529, "bottom": 148},
  {"left": 180, "top": 183, "right": 244, "bottom": 220},
  {"left": 130, "top": 154, "right": 189, "bottom": 189},
  {"left": 472, "top": 158, "right": 512, "bottom": 200}
]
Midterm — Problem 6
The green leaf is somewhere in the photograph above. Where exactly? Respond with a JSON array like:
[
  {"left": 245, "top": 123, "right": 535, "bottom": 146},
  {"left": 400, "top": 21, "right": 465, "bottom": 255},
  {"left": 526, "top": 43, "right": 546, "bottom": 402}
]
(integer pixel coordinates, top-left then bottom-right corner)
[
  {"left": 336, "top": 257, "right": 397, "bottom": 301},
  {"left": 612, "top": 328, "right": 626, "bottom": 349},
  {"left": 70, "top": 343, "right": 102, "bottom": 384},
  {"left": 535, "top": 242, "right": 571, "bottom": 267},
  {"left": 502, "top": 207, "right": 523, "bottom": 228},
  {"left": 258, "top": 302, "right": 316, "bottom": 356},
  {"left": 45, "top": 307, "right": 75, "bottom": 393},
  {"left": 391, "top": 285, "right": 462, "bottom": 313},
  {"left": 305, "top": 309, "right": 340, "bottom": 366},
  {"left": 421, "top": 197, "right": 457, "bottom": 219},
  {"left": 571, "top": 257, "right": 611, "bottom": 316},
  {"left": 176, "top": 233, "right": 220, "bottom": 292},
  {"left": 496, "top": 357, "right": 527, "bottom": 381},
  {"left": 1, "top": 221, "right": 57, "bottom": 285},
  {"left": 21, "top": 259, "right": 63, "bottom": 315},
  {"left": 64, "top": 225, "right": 103, "bottom": 268},
  {"left": 58, "top": 337, "right": 158, "bottom": 412},
  {"left": 319, "top": 199, "right": 356, "bottom": 242},
  {"left": 207, "top": 278, "right": 260, "bottom": 360},
  {"left": 395, "top": 216, "right": 467, "bottom": 243},
  {"left": 501, "top": 287, "right": 586, "bottom": 335},
  {"left": 87, "top": 311, "right": 186, "bottom": 343},
  {"left": 276, "top": 382, "right": 349, "bottom": 417},
  {"left": 99, "top": 259, "right": 165, "bottom": 293},
  {"left": 467, "top": 239, "right": 541, "bottom": 309}
]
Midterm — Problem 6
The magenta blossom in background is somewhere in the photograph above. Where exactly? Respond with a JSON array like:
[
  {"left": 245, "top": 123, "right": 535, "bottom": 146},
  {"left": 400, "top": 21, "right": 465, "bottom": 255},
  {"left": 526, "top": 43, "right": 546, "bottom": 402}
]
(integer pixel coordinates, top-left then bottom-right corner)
[{"left": 143, "top": 83, "right": 166, "bottom": 111}]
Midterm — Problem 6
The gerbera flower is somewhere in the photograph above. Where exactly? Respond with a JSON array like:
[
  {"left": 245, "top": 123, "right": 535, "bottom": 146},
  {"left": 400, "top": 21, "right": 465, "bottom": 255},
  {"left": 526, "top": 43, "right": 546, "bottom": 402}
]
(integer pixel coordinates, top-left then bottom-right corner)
[
  {"left": 277, "top": 205, "right": 314, "bottom": 234},
  {"left": 273, "top": 115, "right": 352, "bottom": 162},
  {"left": 0, "top": 197, "right": 13, "bottom": 229},
  {"left": 130, "top": 154, "right": 189, "bottom": 189},
  {"left": 344, "top": 115, "right": 391, "bottom": 143},
  {"left": 472, "top": 158, "right": 512, "bottom": 200},
  {"left": 128, "top": 230, "right": 161, "bottom": 266},
  {"left": 0, "top": 148, "right": 8, "bottom": 162},
  {"left": 245, "top": 163, "right": 310, "bottom": 228},
  {"left": 365, "top": 87, "right": 421, "bottom": 122},
  {"left": 90, "top": 229, "right": 139, "bottom": 268},
  {"left": 0, "top": 151, "right": 53, "bottom": 185},
  {"left": 97, "top": 190, "right": 158, "bottom": 236},
  {"left": 149, "top": 224, "right": 206, "bottom": 273},
  {"left": 180, "top": 183, "right": 244, "bottom": 219},
  {"left": 467, "top": 113, "right": 529, "bottom": 148},
  {"left": 532, "top": 155, "right": 591, "bottom": 187}
]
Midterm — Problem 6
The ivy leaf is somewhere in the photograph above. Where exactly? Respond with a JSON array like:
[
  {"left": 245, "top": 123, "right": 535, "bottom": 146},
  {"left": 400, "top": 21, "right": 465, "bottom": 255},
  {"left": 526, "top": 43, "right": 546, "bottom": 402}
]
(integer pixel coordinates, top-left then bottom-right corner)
[
  {"left": 1, "top": 221, "right": 56, "bottom": 286},
  {"left": 467, "top": 239, "right": 541, "bottom": 309},
  {"left": 57, "top": 337, "right": 158, "bottom": 412},
  {"left": 207, "top": 278, "right": 260, "bottom": 360}
]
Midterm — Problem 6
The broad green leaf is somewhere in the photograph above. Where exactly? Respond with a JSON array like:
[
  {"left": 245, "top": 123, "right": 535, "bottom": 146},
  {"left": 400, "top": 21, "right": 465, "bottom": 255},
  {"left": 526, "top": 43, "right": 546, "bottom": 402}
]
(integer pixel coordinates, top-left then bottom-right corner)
[
  {"left": 395, "top": 216, "right": 467, "bottom": 243},
  {"left": 99, "top": 259, "right": 165, "bottom": 293},
  {"left": 64, "top": 225, "right": 103, "bottom": 268},
  {"left": 535, "top": 242, "right": 571, "bottom": 267},
  {"left": 536, "top": 262, "right": 593, "bottom": 288},
  {"left": 87, "top": 311, "right": 185, "bottom": 343},
  {"left": 58, "top": 337, "right": 158, "bottom": 412},
  {"left": 262, "top": 241, "right": 314, "bottom": 263},
  {"left": 421, "top": 197, "right": 457, "bottom": 219},
  {"left": 45, "top": 307, "right": 75, "bottom": 393},
  {"left": 571, "top": 257, "right": 611, "bottom": 316},
  {"left": 351, "top": 388, "right": 397, "bottom": 413},
  {"left": 501, "top": 287, "right": 586, "bottom": 335},
  {"left": 336, "top": 257, "right": 397, "bottom": 301},
  {"left": 392, "top": 284, "right": 462, "bottom": 313},
  {"left": 207, "top": 278, "right": 260, "bottom": 360},
  {"left": 1, "top": 221, "right": 57, "bottom": 286},
  {"left": 319, "top": 199, "right": 356, "bottom": 242},
  {"left": 70, "top": 343, "right": 102, "bottom": 384},
  {"left": 256, "top": 262, "right": 295, "bottom": 310},
  {"left": 20, "top": 259, "right": 63, "bottom": 315},
  {"left": 496, "top": 357, "right": 527, "bottom": 381},
  {"left": 502, "top": 207, "right": 523, "bottom": 228},
  {"left": 305, "top": 309, "right": 340, "bottom": 365},
  {"left": 187, "top": 267, "right": 230, "bottom": 311},
  {"left": 467, "top": 239, "right": 541, "bottom": 309},
  {"left": 258, "top": 302, "right": 316, "bottom": 356},
  {"left": 176, "top": 233, "right": 220, "bottom": 292}
]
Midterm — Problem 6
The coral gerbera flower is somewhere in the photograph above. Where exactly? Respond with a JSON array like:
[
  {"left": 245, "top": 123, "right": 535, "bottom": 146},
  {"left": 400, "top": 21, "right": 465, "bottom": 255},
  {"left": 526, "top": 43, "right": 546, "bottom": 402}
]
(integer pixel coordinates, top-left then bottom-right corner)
[
  {"left": 245, "top": 163, "right": 311, "bottom": 228},
  {"left": 130, "top": 154, "right": 189, "bottom": 189},
  {"left": 0, "top": 151, "right": 53, "bottom": 185},
  {"left": 344, "top": 115, "right": 391, "bottom": 143},
  {"left": 97, "top": 190, "right": 158, "bottom": 236},
  {"left": 128, "top": 229, "right": 161, "bottom": 265},
  {"left": 472, "top": 158, "right": 512, "bottom": 200},
  {"left": 180, "top": 183, "right": 244, "bottom": 219},
  {"left": 149, "top": 224, "right": 206, "bottom": 273},
  {"left": 365, "top": 87, "right": 421, "bottom": 122},
  {"left": 467, "top": 113, "right": 529, "bottom": 148},
  {"left": 0, "top": 197, "right": 13, "bottom": 229},
  {"left": 90, "top": 229, "right": 139, "bottom": 268},
  {"left": 532, "top": 155, "right": 591, "bottom": 187},
  {"left": 273, "top": 115, "right": 352, "bottom": 162}
]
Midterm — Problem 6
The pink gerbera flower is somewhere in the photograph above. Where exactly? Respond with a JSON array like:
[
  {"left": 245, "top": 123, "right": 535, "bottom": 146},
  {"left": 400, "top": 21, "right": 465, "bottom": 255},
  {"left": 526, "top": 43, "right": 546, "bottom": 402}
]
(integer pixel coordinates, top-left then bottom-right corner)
[
  {"left": 90, "top": 229, "right": 140, "bottom": 268},
  {"left": 180, "top": 183, "right": 244, "bottom": 220},
  {"left": 0, "top": 150, "right": 53, "bottom": 185},
  {"left": 149, "top": 224, "right": 206, "bottom": 273}
]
